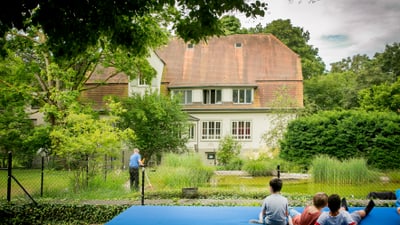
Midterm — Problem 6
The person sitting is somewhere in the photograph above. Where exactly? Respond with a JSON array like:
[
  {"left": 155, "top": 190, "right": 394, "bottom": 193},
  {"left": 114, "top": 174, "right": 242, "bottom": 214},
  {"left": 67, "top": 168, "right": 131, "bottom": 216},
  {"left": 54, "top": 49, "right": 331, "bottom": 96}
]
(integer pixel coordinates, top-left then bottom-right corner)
[
  {"left": 288, "top": 192, "right": 328, "bottom": 225},
  {"left": 315, "top": 194, "right": 375, "bottom": 225}
]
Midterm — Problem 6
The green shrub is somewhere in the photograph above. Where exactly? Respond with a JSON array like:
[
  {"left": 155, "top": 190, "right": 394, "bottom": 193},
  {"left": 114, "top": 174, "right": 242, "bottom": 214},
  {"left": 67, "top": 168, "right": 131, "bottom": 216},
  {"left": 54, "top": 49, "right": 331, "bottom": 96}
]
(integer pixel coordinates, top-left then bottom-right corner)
[
  {"left": 311, "top": 155, "right": 380, "bottom": 184},
  {"left": 0, "top": 203, "right": 129, "bottom": 225},
  {"left": 280, "top": 110, "right": 400, "bottom": 170},
  {"left": 225, "top": 157, "right": 244, "bottom": 170},
  {"left": 217, "top": 136, "right": 241, "bottom": 166}
]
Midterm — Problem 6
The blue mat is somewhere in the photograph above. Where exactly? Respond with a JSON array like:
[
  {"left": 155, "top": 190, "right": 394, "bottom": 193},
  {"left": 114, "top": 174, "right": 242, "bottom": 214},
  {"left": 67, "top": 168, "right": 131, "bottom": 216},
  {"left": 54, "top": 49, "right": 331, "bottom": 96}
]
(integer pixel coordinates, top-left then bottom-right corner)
[{"left": 106, "top": 206, "right": 400, "bottom": 225}]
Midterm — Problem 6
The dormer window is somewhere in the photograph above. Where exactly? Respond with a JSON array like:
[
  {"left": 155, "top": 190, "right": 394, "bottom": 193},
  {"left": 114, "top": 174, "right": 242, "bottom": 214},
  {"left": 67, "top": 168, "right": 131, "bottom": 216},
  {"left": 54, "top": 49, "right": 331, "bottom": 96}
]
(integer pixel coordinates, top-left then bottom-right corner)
[
  {"left": 233, "top": 88, "right": 252, "bottom": 104},
  {"left": 235, "top": 42, "right": 242, "bottom": 48},
  {"left": 203, "top": 89, "right": 222, "bottom": 104},
  {"left": 187, "top": 43, "right": 194, "bottom": 49}
]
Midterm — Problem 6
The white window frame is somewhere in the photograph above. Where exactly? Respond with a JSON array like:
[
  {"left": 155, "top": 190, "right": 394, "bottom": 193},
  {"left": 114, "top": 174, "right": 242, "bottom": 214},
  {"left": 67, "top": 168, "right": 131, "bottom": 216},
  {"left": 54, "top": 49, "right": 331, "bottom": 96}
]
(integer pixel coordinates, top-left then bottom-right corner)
[
  {"left": 174, "top": 90, "right": 192, "bottom": 104},
  {"left": 201, "top": 121, "right": 222, "bottom": 140},
  {"left": 233, "top": 88, "right": 252, "bottom": 104},
  {"left": 188, "top": 123, "right": 195, "bottom": 141},
  {"left": 231, "top": 120, "right": 252, "bottom": 140},
  {"left": 203, "top": 89, "right": 222, "bottom": 104},
  {"left": 138, "top": 74, "right": 147, "bottom": 86}
]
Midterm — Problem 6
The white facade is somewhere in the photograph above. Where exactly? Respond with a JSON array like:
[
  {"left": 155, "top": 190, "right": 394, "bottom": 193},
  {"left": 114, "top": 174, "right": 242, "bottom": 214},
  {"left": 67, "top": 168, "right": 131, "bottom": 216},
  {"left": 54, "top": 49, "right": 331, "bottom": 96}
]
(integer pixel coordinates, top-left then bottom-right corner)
[{"left": 128, "top": 51, "right": 164, "bottom": 96}]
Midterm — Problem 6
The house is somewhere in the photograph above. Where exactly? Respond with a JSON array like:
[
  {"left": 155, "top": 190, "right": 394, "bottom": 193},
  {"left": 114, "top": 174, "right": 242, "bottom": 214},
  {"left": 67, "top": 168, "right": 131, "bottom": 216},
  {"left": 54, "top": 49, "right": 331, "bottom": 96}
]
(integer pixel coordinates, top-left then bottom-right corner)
[
  {"left": 152, "top": 34, "right": 303, "bottom": 165},
  {"left": 81, "top": 51, "right": 165, "bottom": 110}
]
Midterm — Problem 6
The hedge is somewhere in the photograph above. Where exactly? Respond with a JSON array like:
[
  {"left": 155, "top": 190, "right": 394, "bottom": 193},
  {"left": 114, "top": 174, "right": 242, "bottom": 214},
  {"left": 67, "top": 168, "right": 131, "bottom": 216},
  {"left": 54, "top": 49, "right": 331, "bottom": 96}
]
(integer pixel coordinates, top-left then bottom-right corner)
[
  {"left": 0, "top": 203, "right": 129, "bottom": 225},
  {"left": 279, "top": 110, "right": 400, "bottom": 170}
]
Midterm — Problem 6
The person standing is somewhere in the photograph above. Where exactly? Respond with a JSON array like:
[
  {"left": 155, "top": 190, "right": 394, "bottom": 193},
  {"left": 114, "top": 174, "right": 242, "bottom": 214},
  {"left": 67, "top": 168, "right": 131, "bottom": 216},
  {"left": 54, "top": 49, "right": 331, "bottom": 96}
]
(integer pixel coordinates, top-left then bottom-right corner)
[{"left": 129, "top": 148, "right": 143, "bottom": 191}]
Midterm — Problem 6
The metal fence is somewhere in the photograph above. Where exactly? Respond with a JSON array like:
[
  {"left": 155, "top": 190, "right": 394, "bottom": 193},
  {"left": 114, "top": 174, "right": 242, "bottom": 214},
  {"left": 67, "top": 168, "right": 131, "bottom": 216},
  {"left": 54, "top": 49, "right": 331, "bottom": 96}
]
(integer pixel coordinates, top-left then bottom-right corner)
[{"left": 1, "top": 152, "right": 399, "bottom": 205}]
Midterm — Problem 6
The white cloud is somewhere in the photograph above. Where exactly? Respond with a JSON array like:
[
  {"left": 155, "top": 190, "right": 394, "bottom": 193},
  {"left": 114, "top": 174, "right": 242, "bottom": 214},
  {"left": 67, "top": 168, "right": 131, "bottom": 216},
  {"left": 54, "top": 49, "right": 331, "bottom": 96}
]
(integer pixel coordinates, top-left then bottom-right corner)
[{"left": 239, "top": 0, "right": 400, "bottom": 69}]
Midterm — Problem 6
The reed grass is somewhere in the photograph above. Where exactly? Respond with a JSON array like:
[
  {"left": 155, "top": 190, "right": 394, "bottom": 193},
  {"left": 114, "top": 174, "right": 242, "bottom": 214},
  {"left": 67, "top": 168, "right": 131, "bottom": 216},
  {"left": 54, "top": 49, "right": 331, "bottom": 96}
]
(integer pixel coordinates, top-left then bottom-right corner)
[
  {"left": 311, "top": 155, "right": 379, "bottom": 184},
  {"left": 156, "top": 153, "right": 214, "bottom": 188}
]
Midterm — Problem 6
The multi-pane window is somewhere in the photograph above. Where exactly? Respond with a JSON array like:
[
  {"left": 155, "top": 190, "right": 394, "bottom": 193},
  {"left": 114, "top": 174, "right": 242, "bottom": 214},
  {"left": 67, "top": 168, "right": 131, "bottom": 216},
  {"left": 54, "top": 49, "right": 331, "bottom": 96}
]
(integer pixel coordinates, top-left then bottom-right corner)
[
  {"left": 203, "top": 89, "right": 222, "bottom": 104},
  {"left": 138, "top": 74, "right": 147, "bottom": 86},
  {"left": 233, "top": 89, "right": 252, "bottom": 104},
  {"left": 174, "top": 90, "right": 192, "bottom": 104},
  {"left": 201, "top": 121, "right": 221, "bottom": 140},
  {"left": 231, "top": 121, "right": 251, "bottom": 140},
  {"left": 188, "top": 123, "right": 195, "bottom": 140}
]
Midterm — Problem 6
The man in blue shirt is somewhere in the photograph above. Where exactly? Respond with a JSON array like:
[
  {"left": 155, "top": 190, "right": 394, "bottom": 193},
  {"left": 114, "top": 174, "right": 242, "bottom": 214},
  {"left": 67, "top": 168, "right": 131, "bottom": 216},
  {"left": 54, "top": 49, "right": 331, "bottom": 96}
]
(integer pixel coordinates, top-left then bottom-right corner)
[{"left": 129, "top": 148, "right": 143, "bottom": 191}]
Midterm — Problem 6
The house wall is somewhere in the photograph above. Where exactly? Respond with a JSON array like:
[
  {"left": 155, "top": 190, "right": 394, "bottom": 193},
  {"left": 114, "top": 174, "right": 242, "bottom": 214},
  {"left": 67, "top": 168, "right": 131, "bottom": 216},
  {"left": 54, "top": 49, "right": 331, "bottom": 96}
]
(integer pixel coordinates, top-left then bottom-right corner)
[
  {"left": 129, "top": 51, "right": 164, "bottom": 96},
  {"left": 185, "top": 111, "right": 295, "bottom": 166}
]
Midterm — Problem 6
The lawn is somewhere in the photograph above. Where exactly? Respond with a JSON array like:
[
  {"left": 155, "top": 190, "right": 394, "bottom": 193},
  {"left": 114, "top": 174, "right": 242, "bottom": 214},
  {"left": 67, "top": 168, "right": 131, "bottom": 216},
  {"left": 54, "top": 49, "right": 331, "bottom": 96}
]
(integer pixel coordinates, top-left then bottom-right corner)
[{"left": 1, "top": 168, "right": 399, "bottom": 202}]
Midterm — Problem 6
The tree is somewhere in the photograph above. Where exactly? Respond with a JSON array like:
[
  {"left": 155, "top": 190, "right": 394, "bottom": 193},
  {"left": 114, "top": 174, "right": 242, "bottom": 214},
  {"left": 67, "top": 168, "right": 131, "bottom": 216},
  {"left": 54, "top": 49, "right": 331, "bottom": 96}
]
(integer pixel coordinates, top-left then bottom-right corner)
[
  {"left": 220, "top": 15, "right": 244, "bottom": 35},
  {"left": 0, "top": 0, "right": 267, "bottom": 58},
  {"left": 50, "top": 104, "right": 133, "bottom": 190},
  {"left": 304, "top": 71, "right": 358, "bottom": 110},
  {"left": 358, "top": 78, "right": 400, "bottom": 113},
  {"left": 115, "top": 92, "right": 189, "bottom": 161}
]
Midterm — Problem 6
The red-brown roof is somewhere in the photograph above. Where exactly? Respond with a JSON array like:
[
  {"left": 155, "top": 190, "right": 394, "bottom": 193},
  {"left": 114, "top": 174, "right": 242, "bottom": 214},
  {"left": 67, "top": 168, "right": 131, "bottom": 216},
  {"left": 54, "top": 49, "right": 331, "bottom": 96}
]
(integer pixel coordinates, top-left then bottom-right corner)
[{"left": 156, "top": 34, "right": 303, "bottom": 108}]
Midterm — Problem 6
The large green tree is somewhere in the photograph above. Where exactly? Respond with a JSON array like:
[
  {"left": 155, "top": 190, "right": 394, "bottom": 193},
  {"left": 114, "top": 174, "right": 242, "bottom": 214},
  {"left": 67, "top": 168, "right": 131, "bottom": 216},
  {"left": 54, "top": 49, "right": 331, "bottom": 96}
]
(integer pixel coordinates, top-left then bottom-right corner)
[
  {"left": 0, "top": 0, "right": 267, "bottom": 58},
  {"left": 115, "top": 92, "right": 189, "bottom": 161}
]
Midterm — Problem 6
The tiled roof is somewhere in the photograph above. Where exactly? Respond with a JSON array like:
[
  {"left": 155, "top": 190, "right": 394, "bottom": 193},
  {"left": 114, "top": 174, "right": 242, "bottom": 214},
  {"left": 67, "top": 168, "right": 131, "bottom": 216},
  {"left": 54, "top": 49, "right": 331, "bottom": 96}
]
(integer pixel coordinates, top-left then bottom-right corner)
[
  {"left": 85, "top": 65, "right": 128, "bottom": 84},
  {"left": 156, "top": 34, "right": 303, "bottom": 108},
  {"left": 156, "top": 34, "right": 302, "bottom": 87}
]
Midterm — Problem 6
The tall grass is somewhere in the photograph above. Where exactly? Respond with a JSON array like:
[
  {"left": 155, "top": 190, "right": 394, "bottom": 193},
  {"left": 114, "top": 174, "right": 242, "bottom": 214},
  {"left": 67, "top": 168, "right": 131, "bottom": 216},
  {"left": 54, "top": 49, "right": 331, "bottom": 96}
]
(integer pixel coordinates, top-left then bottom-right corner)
[
  {"left": 243, "top": 160, "right": 276, "bottom": 176},
  {"left": 156, "top": 153, "right": 214, "bottom": 188},
  {"left": 311, "top": 155, "right": 380, "bottom": 184}
]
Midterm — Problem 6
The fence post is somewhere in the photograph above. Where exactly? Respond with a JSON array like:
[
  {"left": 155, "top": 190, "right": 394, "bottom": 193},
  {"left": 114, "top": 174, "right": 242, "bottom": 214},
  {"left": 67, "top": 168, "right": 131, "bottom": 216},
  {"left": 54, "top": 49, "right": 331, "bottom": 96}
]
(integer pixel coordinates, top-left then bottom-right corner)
[
  {"left": 141, "top": 166, "right": 145, "bottom": 205},
  {"left": 7, "top": 151, "right": 11, "bottom": 202},
  {"left": 41, "top": 155, "right": 44, "bottom": 197},
  {"left": 104, "top": 154, "right": 107, "bottom": 181},
  {"left": 277, "top": 164, "right": 280, "bottom": 179}
]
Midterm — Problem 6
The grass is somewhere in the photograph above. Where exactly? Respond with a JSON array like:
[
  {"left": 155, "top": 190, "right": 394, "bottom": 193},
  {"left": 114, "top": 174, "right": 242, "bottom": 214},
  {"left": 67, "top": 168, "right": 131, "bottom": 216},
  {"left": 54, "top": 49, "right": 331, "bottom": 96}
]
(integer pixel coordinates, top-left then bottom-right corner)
[
  {"left": 1, "top": 154, "right": 399, "bottom": 202},
  {"left": 311, "top": 156, "right": 380, "bottom": 184}
]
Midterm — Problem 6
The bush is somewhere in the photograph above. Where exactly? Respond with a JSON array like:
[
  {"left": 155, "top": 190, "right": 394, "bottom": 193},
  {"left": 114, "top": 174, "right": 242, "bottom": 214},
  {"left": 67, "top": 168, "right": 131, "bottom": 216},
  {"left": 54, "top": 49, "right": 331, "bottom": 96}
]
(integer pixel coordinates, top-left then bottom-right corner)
[
  {"left": 216, "top": 136, "right": 241, "bottom": 166},
  {"left": 0, "top": 203, "right": 129, "bottom": 225},
  {"left": 311, "top": 155, "right": 380, "bottom": 184},
  {"left": 280, "top": 110, "right": 400, "bottom": 170}
]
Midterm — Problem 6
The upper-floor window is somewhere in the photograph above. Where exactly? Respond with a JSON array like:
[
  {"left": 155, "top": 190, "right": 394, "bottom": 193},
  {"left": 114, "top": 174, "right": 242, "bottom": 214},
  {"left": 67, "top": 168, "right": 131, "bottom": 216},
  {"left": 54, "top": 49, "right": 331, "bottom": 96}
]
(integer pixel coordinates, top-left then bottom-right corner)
[
  {"left": 203, "top": 89, "right": 222, "bottom": 104},
  {"left": 202, "top": 121, "right": 221, "bottom": 140},
  {"left": 232, "top": 120, "right": 251, "bottom": 140},
  {"left": 138, "top": 74, "right": 147, "bottom": 86},
  {"left": 233, "top": 89, "right": 252, "bottom": 104},
  {"left": 174, "top": 90, "right": 192, "bottom": 104}
]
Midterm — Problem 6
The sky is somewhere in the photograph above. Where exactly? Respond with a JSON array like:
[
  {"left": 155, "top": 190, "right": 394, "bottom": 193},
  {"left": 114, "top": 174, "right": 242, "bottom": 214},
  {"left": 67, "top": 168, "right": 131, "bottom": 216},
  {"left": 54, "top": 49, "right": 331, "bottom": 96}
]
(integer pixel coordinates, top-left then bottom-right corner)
[{"left": 239, "top": 0, "right": 400, "bottom": 69}]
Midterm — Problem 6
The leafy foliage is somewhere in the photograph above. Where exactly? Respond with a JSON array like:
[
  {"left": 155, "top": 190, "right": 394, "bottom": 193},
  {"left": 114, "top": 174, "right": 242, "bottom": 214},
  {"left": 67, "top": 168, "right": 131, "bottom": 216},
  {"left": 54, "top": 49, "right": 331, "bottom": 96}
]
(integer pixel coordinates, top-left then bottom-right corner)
[
  {"left": 0, "top": 203, "right": 129, "bottom": 225},
  {"left": 115, "top": 92, "right": 189, "bottom": 160},
  {"left": 0, "top": 0, "right": 267, "bottom": 58},
  {"left": 280, "top": 110, "right": 400, "bottom": 170},
  {"left": 216, "top": 135, "right": 241, "bottom": 166}
]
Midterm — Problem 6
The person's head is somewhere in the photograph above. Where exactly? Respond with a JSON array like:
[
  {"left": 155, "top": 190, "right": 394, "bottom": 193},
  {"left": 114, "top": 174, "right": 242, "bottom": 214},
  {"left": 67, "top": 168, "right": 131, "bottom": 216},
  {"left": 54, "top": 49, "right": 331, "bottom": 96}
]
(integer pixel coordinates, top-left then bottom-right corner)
[
  {"left": 269, "top": 178, "right": 283, "bottom": 193},
  {"left": 134, "top": 148, "right": 139, "bottom": 153},
  {"left": 313, "top": 192, "right": 328, "bottom": 209},
  {"left": 327, "top": 194, "right": 341, "bottom": 213}
]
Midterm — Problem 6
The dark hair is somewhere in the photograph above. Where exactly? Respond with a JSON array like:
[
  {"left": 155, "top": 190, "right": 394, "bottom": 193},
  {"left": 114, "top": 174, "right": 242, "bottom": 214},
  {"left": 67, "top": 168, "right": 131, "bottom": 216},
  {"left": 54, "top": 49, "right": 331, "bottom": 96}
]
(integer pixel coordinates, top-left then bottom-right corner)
[
  {"left": 328, "top": 194, "right": 341, "bottom": 213},
  {"left": 313, "top": 192, "right": 328, "bottom": 208},
  {"left": 269, "top": 178, "right": 283, "bottom": 192}
]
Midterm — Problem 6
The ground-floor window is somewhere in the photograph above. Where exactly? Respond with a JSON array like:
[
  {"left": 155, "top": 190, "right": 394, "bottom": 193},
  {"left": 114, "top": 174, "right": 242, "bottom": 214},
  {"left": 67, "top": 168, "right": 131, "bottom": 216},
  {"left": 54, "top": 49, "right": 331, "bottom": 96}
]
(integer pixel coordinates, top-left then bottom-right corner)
[
  {"left": 231, "top": 120, "right": 251, "bottom": 140},
  {"left": 201, "top": 121, "right": 221, "bottom": 140}
]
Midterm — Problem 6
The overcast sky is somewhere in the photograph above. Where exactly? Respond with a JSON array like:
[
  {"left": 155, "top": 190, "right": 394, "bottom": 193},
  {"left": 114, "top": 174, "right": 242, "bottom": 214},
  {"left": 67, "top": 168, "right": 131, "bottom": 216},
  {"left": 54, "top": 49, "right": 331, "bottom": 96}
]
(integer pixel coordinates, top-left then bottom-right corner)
[{"left": 239, "top": 0, "right": 400, "bottom": 69}]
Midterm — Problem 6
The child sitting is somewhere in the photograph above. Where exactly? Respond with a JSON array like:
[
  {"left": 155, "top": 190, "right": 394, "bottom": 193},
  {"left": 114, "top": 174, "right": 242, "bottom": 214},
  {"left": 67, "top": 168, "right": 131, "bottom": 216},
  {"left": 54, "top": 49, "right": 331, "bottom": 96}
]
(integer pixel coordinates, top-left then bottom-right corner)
[
  {"left": 288, "top": 192, "right": 328, "bottom": 225},
  {"left": 315, "top": 194, "right": 375, "bottom": 225}
]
